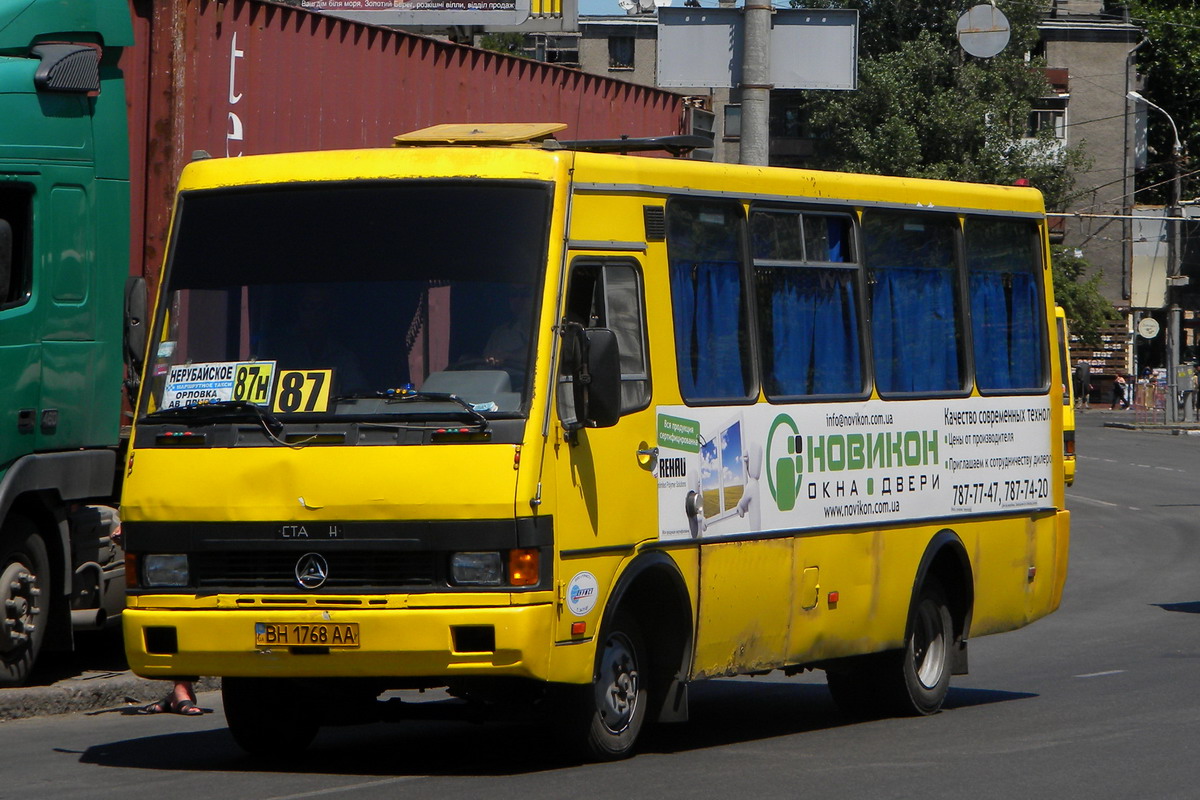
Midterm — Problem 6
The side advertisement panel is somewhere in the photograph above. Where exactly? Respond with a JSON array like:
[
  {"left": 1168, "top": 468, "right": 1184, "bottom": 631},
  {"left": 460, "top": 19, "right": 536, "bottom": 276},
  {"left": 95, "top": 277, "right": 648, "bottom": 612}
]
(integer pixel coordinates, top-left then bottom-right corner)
[{"left": 655, "top": 396, "right": 1054, "bottom": 539}]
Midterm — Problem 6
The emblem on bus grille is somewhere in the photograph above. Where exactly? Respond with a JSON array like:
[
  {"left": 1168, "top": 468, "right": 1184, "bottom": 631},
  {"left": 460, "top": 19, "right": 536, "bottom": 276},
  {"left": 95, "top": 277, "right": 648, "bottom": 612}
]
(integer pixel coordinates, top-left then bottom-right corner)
[{"left": 295, "top": 553, "right": 329, "bottom": 590}]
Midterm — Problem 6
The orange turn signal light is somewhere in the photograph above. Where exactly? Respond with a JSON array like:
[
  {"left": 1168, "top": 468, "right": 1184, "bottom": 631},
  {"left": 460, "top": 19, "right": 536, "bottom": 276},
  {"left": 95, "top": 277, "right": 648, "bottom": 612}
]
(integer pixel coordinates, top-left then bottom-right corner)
[{"left": 508, "top": 548, "right": 539, "bottom": 586}]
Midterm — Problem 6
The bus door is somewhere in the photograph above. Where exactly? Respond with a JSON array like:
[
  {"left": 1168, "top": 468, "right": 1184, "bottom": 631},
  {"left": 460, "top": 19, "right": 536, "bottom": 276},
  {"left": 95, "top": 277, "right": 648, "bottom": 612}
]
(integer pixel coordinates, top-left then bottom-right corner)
[
  {"left": 550, "top": 257, "right": 658, "bottom": 642},
  {"left": 660, "top": 196, "right": 795, "bottom": 678}
]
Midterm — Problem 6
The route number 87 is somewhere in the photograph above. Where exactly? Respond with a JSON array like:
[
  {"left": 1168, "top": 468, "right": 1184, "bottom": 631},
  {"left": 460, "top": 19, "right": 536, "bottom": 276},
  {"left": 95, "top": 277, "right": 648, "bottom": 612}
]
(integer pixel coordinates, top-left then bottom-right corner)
[{"left": 272, "top": 370, "right": 332, "bottom": 413}]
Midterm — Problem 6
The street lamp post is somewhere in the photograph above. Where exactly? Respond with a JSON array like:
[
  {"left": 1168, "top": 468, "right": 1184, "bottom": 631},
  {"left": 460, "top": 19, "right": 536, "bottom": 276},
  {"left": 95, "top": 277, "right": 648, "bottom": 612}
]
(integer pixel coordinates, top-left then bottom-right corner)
[{"left": 1128, "top": 90, "right": 1184, "bottom": 422}]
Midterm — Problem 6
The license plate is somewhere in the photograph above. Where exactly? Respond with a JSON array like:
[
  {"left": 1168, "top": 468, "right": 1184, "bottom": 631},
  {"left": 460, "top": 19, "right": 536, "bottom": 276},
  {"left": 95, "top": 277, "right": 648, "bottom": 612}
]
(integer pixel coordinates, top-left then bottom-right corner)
[{"left": 255, "top": 622, "right": 360, "bottom": 648}]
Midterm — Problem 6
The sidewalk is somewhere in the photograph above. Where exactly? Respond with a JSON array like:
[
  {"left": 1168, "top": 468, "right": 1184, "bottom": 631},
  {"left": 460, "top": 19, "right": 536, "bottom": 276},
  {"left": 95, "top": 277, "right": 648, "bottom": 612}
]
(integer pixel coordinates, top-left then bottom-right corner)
[
  {"left": 1081, "top": 405, "right": 1200, "bottom": 434},
  {"left": 0, "top": 671, "right": 221, "bottom": 722}
]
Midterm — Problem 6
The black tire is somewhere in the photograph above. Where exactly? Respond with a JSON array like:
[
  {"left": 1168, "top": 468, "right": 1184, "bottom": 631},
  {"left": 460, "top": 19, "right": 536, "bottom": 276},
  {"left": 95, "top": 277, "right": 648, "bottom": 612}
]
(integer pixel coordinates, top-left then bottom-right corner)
[
  {"left": 222, "top": 677, "right": 320, "bottom": 758},
  {"left": 0, "top": 517, "right": 50, "bottom": 687},
  {"left": 895, "top": 579, "right": 953, "bottom": 716},
  {"left": 557, "top": 613, "right": 649, "bottom": 762},
  {"left": 826, "top": 579, "right": 954, "bottom": 719}
]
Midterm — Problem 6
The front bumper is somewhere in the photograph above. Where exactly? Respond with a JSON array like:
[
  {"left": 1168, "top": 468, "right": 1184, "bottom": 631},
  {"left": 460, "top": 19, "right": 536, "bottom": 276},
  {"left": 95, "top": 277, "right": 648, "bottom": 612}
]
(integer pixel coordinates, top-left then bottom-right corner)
[{"left": 123, "top": 600, "right": 558, "bottom": 681}]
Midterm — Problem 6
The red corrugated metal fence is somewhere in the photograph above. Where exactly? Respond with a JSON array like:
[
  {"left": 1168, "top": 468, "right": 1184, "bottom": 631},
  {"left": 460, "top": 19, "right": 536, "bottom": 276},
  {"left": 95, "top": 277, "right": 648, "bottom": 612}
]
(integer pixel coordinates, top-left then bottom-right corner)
[{"left": 123, "top": 0, "right": 685, "bottom": 289}]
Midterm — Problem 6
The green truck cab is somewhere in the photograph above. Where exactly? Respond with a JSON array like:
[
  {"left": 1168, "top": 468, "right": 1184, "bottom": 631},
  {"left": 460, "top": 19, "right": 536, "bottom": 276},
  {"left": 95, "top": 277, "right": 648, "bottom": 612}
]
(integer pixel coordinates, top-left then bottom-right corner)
[{"left": 0, "top": 0, "right": 134, "bottom": 684}]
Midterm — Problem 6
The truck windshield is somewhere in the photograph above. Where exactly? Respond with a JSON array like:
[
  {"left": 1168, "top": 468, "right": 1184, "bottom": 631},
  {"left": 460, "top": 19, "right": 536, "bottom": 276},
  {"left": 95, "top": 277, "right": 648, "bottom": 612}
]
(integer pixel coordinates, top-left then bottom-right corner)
[{"left": 142, "top": 180, "right": 551, "bottom": 420}]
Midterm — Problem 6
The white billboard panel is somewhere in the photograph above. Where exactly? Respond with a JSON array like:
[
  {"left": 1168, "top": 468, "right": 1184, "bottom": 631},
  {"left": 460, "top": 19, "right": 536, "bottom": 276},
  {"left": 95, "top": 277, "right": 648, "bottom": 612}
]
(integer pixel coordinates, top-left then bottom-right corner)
[
  {"left": 303, "top": 0, "right": 534, "bottom": 27},
  {"left": 657, "top": 7, "right": 857, "bottom": 90}
]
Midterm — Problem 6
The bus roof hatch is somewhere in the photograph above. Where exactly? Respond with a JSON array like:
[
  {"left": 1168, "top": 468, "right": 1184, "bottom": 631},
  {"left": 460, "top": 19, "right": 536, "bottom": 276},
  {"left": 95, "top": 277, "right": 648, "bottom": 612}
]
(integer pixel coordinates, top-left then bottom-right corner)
[{"left": 393, "top": 123, "right": 567, "bottom": 146}]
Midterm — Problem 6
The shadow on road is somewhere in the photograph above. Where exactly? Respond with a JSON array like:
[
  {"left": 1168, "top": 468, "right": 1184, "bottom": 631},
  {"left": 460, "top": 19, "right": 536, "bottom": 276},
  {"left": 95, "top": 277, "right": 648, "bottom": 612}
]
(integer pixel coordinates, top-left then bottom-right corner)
[
  {"left": 1155, "top": 601, "right": 1200, "bottom": 614},
  {"left": 29, "top": 628, "right": 129, "bottom": 687},
  {"left": 77, "top": 677, "right": 1038, "bottom": 777}
]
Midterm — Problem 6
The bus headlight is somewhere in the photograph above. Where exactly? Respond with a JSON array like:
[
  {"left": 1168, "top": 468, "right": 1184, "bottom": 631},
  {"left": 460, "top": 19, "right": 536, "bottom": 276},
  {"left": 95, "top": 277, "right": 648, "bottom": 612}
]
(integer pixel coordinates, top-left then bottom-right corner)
[
  {"left": 143, "top": 554, "right": 190, "bottom": 587},
  {"left": 450, "top": 552, "right": 504, "bottom": 586}
]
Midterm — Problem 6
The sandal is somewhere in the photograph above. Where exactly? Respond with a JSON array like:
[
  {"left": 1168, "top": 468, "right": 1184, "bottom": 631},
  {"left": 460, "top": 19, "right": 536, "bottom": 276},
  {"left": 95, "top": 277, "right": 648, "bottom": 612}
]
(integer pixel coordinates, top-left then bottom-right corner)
[
  {"left": 169, "top": 698, "right": 205, "bottom": 716},
  {"left": 139, "top": 694, "right": 173, "bottom": 715}
]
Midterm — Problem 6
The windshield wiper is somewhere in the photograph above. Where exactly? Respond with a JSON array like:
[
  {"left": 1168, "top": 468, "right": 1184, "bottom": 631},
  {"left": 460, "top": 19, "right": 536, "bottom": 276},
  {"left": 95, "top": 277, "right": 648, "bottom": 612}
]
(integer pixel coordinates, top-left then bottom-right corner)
[
  {"left": 331, "top": 390, "right": 491, "bottom": 432},
  {"left": 144, "top": 400, "right": 285, "bottom": 436},
  {"left": 386, "top": 391, "right": 492, "bottom": 432}
]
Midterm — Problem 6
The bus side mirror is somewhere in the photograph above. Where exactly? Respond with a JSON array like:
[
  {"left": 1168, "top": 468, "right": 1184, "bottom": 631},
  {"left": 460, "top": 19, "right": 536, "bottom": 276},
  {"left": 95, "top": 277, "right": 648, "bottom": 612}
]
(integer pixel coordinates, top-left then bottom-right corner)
[
  {"left": 567, "top": 325, "right": 622, "bottom": 429},
  {"left": 0, "top": 220, "right": 12, "bottom": 303},
  {"left": 124, "top": 276, "right": 148, "bottom": 396}
]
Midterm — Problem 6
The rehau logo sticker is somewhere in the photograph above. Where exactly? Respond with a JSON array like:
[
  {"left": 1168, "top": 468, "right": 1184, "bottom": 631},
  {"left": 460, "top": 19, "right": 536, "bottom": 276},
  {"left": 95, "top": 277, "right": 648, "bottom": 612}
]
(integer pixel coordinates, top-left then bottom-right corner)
[{"left": 566, "top": 571, "right": 599, "bottom": 617}]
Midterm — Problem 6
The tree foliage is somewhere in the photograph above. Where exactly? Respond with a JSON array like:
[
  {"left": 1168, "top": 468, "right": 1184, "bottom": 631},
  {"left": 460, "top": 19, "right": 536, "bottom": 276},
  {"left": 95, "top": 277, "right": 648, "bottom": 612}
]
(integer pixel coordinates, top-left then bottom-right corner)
[
  {"left": 479, "top": 33, "right": 527, "bottom": 56},
  {"left": 1052, "top": 247, "right": 1120, "bottom": 347},
  {"left": 792, "top": 0, "right": 1090, "bottom": 211},
  {"left": 1125, "top": 1, "right": 1200, "bottom": 205}
]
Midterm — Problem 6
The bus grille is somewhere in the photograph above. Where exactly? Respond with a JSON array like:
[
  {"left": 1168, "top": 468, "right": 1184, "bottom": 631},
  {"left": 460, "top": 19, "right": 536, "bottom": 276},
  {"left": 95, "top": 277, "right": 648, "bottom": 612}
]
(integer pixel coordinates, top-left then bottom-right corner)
[{"left": 189, "top": 551, "right": 439, "bottom": 590}]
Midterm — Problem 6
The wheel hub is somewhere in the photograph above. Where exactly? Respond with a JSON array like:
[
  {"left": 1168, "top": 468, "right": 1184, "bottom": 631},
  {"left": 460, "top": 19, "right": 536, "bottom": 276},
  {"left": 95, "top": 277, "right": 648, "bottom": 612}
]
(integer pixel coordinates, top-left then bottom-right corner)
[
  {"left": 912, "top": 599, "right": 946, "bottom": 689},
  {"left": 597, "top": 633, "right": 640, "bottom": 733},
  {"left": 0, "top": 561, "right": 41, "bottom": 655}
]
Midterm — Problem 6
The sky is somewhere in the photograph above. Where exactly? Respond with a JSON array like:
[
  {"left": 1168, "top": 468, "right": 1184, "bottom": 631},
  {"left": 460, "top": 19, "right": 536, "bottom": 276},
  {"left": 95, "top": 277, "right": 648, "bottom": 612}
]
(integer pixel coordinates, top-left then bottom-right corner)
[{"left": 578, "top": 0, "right": 644, "bottom": 16}]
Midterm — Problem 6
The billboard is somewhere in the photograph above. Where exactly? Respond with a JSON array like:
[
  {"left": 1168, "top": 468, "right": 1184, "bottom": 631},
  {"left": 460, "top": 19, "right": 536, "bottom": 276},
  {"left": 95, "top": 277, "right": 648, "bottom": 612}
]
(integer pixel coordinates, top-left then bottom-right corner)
[
  {"left": 299, "top": 0, "right": 560, "bottom": 26},
  {"left": 657, "top": 7, "right": 857, "bottom": 90}
]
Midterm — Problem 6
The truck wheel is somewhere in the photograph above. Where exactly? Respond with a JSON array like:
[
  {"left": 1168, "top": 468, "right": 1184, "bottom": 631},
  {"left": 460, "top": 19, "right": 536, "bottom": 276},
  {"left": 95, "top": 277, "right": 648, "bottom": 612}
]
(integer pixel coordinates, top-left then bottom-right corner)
[
  {"left": 222, "top": 677, "right": 320, "bottom": 758},
  {"left": 0, "top": 517, "right": 50, "bottom": 687},
  {"left": 567, "top": 613, "right": 648, "bottom": 761}
]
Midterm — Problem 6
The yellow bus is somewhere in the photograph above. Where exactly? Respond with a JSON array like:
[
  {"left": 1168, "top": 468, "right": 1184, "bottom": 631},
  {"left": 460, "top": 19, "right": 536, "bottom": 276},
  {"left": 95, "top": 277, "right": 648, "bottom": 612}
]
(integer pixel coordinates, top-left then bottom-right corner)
[
  {"left": 1055, "top": 307, "right": 1076, "bottom": 485},
  {"left": 121, "top": 123, "right": 1070, "bottom": 760}
]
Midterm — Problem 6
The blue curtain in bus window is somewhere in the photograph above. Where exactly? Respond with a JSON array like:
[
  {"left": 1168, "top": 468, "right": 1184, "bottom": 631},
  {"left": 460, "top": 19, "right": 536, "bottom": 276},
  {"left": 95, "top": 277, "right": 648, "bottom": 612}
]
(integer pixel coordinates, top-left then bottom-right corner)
[
  {"left": 970, "top": 270, "right": 1040, "bottom": 389},
  {"left": 670, "top": 260, "right": 747, "bottom": 399},
  {"left": 966, "top": 219, "right": 1043, "bottom": 391},
  {"left": 872, "top": 266, "right": 960, "bottom": 393},
  {"left": 766, "top": 269, "right": 860, "bottom": 395}
]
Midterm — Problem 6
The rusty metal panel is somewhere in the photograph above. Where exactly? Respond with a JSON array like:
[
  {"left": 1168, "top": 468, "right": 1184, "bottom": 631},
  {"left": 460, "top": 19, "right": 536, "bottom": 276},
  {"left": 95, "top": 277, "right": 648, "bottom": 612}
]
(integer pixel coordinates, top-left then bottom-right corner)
[{"left": 123, "top": 0, "right": 684, "bottom": 293}]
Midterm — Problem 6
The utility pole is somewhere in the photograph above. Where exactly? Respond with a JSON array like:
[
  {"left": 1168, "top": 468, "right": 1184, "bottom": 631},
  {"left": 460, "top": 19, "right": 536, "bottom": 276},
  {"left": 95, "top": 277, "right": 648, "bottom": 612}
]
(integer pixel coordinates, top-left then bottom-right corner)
[
  {"left": 1168, "top": 142, "right": 1183, "bottom": 422},
  {"left": 739, "top": 0, "right": 772, "bottom": 166},
  {"left": 1129, "top": 91, "right": 1185, "bottom": 422}
]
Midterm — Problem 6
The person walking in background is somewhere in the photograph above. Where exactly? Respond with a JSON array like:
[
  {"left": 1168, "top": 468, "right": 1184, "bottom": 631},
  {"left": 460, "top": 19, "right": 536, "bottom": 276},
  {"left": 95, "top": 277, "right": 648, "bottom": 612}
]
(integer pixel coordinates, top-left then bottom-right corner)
[
  {"left": 1111, "top": 373, "right": 1129, "bottom": 410},
  {"left": 1075, "top": 361, "right": 1092, "bottom": 409}
]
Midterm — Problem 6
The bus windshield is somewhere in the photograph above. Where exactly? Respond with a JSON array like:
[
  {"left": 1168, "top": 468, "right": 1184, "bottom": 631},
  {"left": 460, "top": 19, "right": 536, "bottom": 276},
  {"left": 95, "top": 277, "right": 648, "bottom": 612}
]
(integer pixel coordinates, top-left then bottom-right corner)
[{"left": 142, "top": 180, "right": 551, "bottom": 419}]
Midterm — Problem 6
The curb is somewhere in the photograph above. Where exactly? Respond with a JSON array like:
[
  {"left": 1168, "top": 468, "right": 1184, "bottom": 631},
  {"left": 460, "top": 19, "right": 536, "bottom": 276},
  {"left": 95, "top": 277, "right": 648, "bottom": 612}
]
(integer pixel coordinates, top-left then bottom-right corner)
[{"left": 0, "top": 673, "right": 221, "bottom": 722}]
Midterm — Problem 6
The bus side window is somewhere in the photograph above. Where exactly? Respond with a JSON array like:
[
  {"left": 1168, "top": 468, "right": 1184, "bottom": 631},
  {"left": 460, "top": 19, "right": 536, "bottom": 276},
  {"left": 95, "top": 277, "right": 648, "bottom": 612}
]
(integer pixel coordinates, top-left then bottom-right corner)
[
  {"left": 750, "top": 206, "right": 864, "bottom": 398},
  {"left": 965, "top": 218, "right": 1046, "bottom": 392},
  {"left": 557, "top": 260, "right": 651, "bottom": 426},
  {"left": 666, "top": 197, "right": 755, "bottom": 403},
  {"left": 863, "top": 210, "right": 965, "bottom": 395}
]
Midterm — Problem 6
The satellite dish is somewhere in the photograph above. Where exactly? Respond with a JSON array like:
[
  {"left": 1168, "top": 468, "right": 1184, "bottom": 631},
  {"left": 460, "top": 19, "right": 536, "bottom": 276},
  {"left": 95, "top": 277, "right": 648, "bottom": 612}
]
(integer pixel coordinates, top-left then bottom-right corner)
[
  {"left": 956, "top": 4, "right": 1011, "bottom": 59},
  {"left": 637, "top": 0, "right": 654, "bottom": 12},
  {"left": 617, "top": 0, "right": 637, "bottom": 13}
]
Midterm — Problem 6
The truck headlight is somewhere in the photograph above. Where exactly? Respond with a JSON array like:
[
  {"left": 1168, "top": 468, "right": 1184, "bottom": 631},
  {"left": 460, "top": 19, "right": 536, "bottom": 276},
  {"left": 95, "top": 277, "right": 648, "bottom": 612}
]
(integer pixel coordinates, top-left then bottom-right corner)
[
  {"left": 450, "top": 552, "right": 503, "bottom": 586},
  {"left": 143, "top": 554, "right": 190, "bottom": 587}
]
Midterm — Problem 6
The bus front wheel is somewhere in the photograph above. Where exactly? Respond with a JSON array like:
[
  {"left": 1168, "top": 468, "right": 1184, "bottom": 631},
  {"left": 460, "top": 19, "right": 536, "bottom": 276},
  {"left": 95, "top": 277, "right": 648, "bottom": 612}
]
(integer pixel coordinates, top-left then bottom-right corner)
[
  {"left": 223, "top": 677, "right": 320, "bottom": 758},
  {"left": 559, "top": 613, "right": 648, "bottom": 761}
]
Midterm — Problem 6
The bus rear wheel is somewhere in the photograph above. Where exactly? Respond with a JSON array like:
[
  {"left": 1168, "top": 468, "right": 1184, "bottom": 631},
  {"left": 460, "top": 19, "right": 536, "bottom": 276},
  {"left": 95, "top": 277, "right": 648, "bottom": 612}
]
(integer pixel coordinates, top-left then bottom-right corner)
[
  {"left": 897, "top": 579, "right": 953, "bottom": 715},
  {"left": 223, "top": 677, "right": 320, "bottom": 758},
  {"left": 826, "top": 579, "right": 953, "bottom": 719}
]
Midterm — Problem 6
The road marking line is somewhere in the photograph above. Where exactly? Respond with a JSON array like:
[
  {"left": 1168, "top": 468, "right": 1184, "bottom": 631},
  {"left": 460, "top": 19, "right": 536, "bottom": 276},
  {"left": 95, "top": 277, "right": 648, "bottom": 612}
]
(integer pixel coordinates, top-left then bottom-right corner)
[
  {"left": 1074, "top": 670, "right": 1126, "bottom": 679},
  {"left": 1067, "top": 494, "right": 1120, "bottom": 507},
  {"left": 263, "top": 777, "right": 426, "bottom": 799}
]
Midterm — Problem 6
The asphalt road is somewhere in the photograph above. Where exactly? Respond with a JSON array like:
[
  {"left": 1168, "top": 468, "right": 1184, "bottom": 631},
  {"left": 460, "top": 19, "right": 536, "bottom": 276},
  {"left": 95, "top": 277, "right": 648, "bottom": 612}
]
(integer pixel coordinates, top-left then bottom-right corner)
[{"left": 2, "top": 409, "right": 1197, "bottom": 799}]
